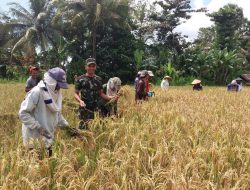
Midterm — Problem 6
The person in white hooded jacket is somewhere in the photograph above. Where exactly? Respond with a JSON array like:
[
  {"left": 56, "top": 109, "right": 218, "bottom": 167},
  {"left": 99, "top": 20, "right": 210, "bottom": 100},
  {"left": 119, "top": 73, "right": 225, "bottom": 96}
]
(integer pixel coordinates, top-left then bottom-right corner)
[
  {"left": 161, "top": 76, "right": 172, "bottom": 90},
  {"left": 19, "top": 67, "right": 69, "bottom": 155}
]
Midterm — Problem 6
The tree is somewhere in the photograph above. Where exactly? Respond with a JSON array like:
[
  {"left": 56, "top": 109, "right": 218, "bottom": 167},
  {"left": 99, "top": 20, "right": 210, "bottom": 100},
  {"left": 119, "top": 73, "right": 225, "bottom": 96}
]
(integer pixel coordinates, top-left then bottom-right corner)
[
  {"left": 239, "top": 19, "right": 250, "bottom": 64},
  {"left": 0, "top": 0, "right": 60, "bottom": 61},
  {"left": 150, "top": 0, "right": 205, "bottom": 53},
  {"left": 194, "top": 26, "right": 216, "bottom": 51},
  {"left": 62, "top": 0, "right": 131, "bottom": 59},
  {"left": 208, "top": 4, "right": 244, "bottom": 51},
  {"left": 208, "top": 48, "right": 243, "bottom": 84},
  {"left": 134, "top": 49, "right": 144, "bottom": 71}
]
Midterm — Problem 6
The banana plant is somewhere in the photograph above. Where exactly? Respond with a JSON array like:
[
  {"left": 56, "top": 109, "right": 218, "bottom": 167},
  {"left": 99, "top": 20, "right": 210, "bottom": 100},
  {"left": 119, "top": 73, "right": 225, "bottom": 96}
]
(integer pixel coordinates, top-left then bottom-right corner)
[{"left": 134, "top": 49, "right": 144, "bottom": 71}]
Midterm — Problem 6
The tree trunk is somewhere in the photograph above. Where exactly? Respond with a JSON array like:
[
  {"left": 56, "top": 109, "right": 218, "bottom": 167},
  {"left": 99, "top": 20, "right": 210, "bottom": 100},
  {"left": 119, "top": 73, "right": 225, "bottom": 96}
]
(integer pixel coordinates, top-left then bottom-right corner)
[
  {"left": 92, "top": 0, "right": 98, "bottom": 60},
  {"left": 92, "top": 25, "right": 96, "bottom": 59}
]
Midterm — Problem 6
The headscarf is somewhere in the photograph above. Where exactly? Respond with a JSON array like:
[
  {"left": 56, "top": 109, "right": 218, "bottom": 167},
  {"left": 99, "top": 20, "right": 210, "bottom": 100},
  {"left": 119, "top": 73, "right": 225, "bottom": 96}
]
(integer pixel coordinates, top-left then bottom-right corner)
[{"left": 37, "top": 72, "right": 62, "bottom": 112}]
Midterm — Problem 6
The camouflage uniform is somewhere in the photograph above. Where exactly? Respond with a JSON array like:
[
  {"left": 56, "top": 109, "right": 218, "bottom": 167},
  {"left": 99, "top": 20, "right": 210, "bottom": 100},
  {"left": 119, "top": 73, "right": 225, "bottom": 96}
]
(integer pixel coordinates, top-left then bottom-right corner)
[{"left": 75, "top": 74, "right": 103, "bottom": 129}]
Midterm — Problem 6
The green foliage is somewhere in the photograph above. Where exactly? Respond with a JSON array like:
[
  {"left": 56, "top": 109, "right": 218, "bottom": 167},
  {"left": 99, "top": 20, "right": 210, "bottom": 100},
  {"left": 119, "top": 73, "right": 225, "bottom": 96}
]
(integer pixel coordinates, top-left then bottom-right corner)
[
  {"left": 95, "top": 27, "right": 136, "bottom": 83},
  {"left": 208, "top": 48, "right": 243, "bottom": 84},
  {"left": 150, "top": 0, "right": 203, "bottom": 53},
  {"left": 178, "top": 47, "right": 247, "bottom": 85},
  {"left": 0, "top": 0, "right": 60, "bottom": 59},
  {"left": 5, "top": 66, "right": 28, "bottom": 81},
  {"left": 208, "top": 4, "right": 244, "bottom": 51},
  {"left": 0, "top": 1, "right": 250, "bottom": 85},
  {"left": 66, "top": 59, "right": 85, "bottom": 84},
  {"left": 134, "top": 49, "right": 144, "bottom": 71}
]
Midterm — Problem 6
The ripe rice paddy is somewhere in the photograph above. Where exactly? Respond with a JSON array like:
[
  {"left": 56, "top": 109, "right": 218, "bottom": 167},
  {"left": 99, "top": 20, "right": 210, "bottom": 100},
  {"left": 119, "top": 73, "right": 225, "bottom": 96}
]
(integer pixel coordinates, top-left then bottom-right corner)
[{"left": 0, "top": 84, "right": 249, "bottom": 189}]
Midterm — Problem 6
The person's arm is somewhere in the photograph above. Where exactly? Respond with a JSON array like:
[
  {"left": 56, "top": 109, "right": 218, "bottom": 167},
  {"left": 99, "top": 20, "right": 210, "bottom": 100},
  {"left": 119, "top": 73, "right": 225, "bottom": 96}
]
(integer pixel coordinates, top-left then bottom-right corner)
[
  {"left": 160, "top": 80, "right": 164, "bottom": 88},
  {"left": 19, "top": 90, "right": 40, "bottom": 129},
  {"left": 100, "top": 89, "right": 117, "bottom": 101},
  {"left": 58, "top": 112, "right": 69, "bottom": 128},
  {"left": 74, "top": 79, "right": 86, "bottom": 107},
  {"left": 25, "top": 78, "right": 32, "bottom": 92},
  {"left": 74, "top": 89, "right": 86, "bottom": 107}
]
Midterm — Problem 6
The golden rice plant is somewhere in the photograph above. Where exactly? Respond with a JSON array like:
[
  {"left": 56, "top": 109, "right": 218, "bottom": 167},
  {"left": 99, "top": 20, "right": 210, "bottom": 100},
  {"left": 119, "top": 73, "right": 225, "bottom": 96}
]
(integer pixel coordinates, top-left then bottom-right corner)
[{"left": 0, "top": 84, "right": 249, "bottom": 189}]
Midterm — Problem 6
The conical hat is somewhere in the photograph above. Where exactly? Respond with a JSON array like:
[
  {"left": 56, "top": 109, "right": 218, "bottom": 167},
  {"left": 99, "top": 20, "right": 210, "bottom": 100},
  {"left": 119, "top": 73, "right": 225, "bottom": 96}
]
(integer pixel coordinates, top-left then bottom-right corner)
[
  {"left": 235, "top": 77, "right": 242, "bottom": 81},
  {"left": 164, "top": 76, "right": 172, "bottom": 80},
  {"left": 191, "top": 79, "right": 201, "bottom": 85}
]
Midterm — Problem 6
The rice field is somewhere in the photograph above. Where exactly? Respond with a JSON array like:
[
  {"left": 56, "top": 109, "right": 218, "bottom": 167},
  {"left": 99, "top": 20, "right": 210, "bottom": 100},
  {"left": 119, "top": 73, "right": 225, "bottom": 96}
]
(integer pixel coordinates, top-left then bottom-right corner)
[{"left": 0, "top": 83, "right": 249, "bottom": 189}]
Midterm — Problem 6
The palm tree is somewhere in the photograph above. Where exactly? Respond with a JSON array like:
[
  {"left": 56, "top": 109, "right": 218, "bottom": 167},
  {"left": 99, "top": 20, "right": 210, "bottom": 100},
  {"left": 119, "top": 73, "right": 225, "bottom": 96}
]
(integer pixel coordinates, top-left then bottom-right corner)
[
  {"left": 60, "top": 0, "right": 131, "bottom": 59},
  {"left": 1, "top": 0, "right": 60, "bottom": 60}
]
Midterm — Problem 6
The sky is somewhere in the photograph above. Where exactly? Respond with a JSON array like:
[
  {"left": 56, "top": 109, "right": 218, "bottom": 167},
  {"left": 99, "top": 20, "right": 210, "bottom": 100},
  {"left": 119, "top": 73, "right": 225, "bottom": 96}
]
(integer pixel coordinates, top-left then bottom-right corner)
[
  {"left": 1, "top": 0, "right": 250, "bottom": 40},
  {"left": 176, "top": 0, "right": 250, "bottom": 40}
]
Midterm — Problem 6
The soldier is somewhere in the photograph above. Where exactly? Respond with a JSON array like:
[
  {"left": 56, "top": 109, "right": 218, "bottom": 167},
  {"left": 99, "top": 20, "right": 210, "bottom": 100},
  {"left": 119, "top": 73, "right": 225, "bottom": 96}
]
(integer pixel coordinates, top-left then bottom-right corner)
[{"left": 74, "top": 58, "right": 117, "bottom": 129}]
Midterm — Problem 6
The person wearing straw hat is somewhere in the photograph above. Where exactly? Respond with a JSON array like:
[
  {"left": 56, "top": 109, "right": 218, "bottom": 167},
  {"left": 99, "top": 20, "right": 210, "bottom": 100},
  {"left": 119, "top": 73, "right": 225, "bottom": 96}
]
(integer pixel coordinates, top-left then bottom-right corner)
[
  {"left": 135, "top": 70, "right": 149, "bottom": 101},
  {"left": 192, "top": 79, "right": 203, "bottom": 91},
  {"left": 161, "top": 76, "right": 172, "bottom": 90},
  {"left": 227, "top": 80, "right": 240, "bottom": 92},
  {"left": 74, "top": 58, "right": 118, "bottom": 130},
  {"left": 235, "top": 77, "right": 243, "bottom": 90},
  {"left": 25, "top": 66, "right": 40, "bottom": 92},
  {"left": 19, "top": 67, "right": 69, "bottom": 157}
]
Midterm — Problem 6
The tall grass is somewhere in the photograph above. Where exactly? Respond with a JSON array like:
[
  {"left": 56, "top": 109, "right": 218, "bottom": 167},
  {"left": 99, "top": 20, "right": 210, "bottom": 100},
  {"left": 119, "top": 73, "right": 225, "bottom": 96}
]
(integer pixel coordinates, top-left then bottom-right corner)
[{"left": 0, "top": 84, "right": 249, "bottom": 189}]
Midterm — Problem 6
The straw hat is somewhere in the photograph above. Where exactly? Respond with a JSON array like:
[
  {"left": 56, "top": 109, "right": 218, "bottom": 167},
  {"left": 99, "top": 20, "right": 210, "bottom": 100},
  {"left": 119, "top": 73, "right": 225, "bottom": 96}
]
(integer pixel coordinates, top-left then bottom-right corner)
[
  {"left": 235, "top": 77, "right": 242, "bottom": 81},
  {"left": 164, "top": 76, "right": 172, "bottom": 80},
  {"left": 148, "top": 71, "right": 154, "bottom": 77},
  {"left": 191, "top": 79, "right": 201, "bottom": 85}
]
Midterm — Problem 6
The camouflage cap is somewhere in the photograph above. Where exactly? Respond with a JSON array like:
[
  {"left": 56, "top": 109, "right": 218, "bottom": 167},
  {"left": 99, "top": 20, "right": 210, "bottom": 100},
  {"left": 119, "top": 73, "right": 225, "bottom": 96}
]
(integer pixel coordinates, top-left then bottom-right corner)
[{"left": 86, "top": 58, "right": 96, "bottom": 66}]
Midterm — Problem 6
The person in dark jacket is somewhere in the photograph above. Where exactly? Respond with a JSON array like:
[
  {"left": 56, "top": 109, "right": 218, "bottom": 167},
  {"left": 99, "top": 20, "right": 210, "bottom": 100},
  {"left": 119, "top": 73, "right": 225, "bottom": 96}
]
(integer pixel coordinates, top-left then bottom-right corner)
[
  {"left": 25, "top": 66, "right": 40, "bottom": 92},
  {"left": 191, "top": 79, "right": 203, "bottom": 91},
  {"left": 135, "top": 70, "right": 148, "bottom": 102}
]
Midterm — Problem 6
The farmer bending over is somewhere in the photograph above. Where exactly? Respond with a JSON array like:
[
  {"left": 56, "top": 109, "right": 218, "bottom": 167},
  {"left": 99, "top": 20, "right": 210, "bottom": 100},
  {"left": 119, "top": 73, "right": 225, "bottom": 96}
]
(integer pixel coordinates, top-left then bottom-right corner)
[
  {"left": 192, "top": 79, "right": 203, "bottom": 91},
  {"left": 19, "top": 67, "right": 69, "bottom": 157}
]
